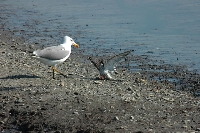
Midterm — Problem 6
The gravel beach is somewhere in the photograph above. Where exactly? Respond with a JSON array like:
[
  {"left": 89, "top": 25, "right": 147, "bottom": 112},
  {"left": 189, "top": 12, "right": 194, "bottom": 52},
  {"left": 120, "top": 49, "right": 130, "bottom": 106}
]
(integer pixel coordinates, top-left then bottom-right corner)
[{"left": 0, "top": 27, "right": 200, "bottom": 133}]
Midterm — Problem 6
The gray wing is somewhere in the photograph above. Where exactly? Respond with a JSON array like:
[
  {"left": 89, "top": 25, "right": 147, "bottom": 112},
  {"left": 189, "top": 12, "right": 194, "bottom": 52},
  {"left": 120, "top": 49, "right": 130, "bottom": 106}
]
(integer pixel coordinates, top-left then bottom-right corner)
[
  {"left": 104, "top": 50, "right": 133, "bottom": 71},
  {"left": 33, "top": 45, "right": 70, "bottom": 60},
  {"left": 88, "top": 57, "right": 101, "bottom": 71}
]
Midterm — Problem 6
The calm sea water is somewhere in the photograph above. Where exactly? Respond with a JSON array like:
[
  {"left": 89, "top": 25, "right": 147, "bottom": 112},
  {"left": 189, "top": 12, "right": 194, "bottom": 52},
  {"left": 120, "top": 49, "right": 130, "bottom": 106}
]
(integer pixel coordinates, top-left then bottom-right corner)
[{"left": 1, "top": 0, "right": 200, "bottom": 72}]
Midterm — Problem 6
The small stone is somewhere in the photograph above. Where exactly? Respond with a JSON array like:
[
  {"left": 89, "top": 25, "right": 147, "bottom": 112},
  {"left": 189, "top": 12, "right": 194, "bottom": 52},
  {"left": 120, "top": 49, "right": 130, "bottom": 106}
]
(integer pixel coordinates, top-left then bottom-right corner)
[
  {"left": 148, "top": 129, "right": 153, "bottom": 132},
  {"left": 14, "top": 98, "right": 22, "bottom": 104},
  {"left": 114, "top": 116, "right": 119, "bottom": 121},
  {"left": 74, "top": 92, "right": 78, "bottom": 95},
  {"left": 182, "top": 125, "right": 187, "bottom": 128},
  {"left": 194, "top": 90, "right": 200, "bottom": 97},
  {"left": 116, "top": 126, "right": 126, "bottom": 129},
  {"left": 127, "top": 87, "right": 132, "bottom": 91},
  {"left": 162, "top": 97, "right": 174, "bottom": 102},
  {"left": 136, "top": 92, "right": 141, "bottom": 97},
  {"left": 94, "top": 81, "right": 102, "bottom": 84},
  {"left": 196, "top": 128, "right": 200, "bottom": 131},
  {"left": 130, "top": 116, "right": 134, "bottom": 119},
  {"left": 0, "top": 112, "right": 6, "bottom": 117},
  {"left": 85, "top": 113, "right": 92, "bottom": 117},
  {"left": 148, "top": 93, "right": 155, "bottom": 97},
  {"left": 182, "top": 110, "right": 187, "bottom": 113},
  {"left": 2, "top": 41, "right": 6, "bottom": 45},
  {"left": 141, "top": 106, "right": 146, "bottom": 110},
  {"left": 60, "top": 81, "right": 65, "bottom": 86},
  {"left": 110, "top": 106, "right": 114, "bottom": 109},
  {"left": 73, "top": 111, "right": 79, "bottom": 115},
  {"left": 29, "top": 44, "right": 35, "bottom": 49}
]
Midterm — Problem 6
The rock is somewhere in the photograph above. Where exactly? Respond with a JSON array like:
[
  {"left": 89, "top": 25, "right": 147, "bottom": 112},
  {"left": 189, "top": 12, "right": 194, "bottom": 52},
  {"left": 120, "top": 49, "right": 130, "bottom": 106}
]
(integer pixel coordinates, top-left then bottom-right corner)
[
  {"left": 196, "top": 128, "right": 200, "bottom": 131},
  {"left": 73, "top": 111, "right": 79, "bottom": 115},
  {"left": 126, "top": 86, "right": 132, "bottom": 91},
  {"left": 94, "top": 81, "right": 102, "bottom": 84},
  {"left": 162, "top": 97, "right": 174, "bottom": 102},
  {"left": 130, "top": 116, "right": 134, "bottom": 120},
  {"left": 110, "top": 106, "right": 114, "bottom": 109},
  {"left": 59, "top": 81, "right": 65, "bottom": 86},
  {"left": 2, "top": 41, "right": 6, "bottom": 45},
  {"left": 114, "top": 116, "right": 119, "bottom": 121},
  {"left": 194, "top": 90, "right": 200, "bottom": 97},
  {"left": 85, "top": 113, "right": 92, "bottom": 117},
  {"left": 74, "top": 92, "right": 78, "bottom": 95}
]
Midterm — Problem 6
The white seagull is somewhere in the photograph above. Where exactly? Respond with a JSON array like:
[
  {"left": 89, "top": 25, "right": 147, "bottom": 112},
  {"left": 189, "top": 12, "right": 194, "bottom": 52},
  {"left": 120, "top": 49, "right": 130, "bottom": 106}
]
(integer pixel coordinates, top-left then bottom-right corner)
[
  {"left": 88, "top": 50, "right": 133, "bottom": 80},
  {"left": 32, "top": 36, "right": 79, "bottom": 79}
]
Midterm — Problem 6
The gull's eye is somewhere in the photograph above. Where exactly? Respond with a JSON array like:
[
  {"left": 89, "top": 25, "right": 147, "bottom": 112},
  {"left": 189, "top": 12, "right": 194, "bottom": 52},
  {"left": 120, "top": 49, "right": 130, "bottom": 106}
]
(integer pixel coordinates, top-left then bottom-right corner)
[{"left": 70, "top": 39, "right": 73, "bottom": 41}]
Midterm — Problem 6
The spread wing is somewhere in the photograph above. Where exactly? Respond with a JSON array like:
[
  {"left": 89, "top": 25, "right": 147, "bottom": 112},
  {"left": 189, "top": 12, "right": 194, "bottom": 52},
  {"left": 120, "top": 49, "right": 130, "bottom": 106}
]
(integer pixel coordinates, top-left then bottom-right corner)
[
  {"left": 33, "top": 45, "right": 70, "bottom": 60},
  {"left": 104, "top": 50, "right": 133, "bottom": 71},
  {"left": 88, "top": 57, "right": 102, "bottom": 71}
]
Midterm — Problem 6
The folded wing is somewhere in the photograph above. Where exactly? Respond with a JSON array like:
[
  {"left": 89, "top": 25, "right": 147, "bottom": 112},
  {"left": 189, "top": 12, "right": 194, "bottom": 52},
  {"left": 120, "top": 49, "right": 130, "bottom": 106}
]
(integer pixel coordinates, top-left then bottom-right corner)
[{"left": 33, "top": 45, "right": 70, "bottom": 60}]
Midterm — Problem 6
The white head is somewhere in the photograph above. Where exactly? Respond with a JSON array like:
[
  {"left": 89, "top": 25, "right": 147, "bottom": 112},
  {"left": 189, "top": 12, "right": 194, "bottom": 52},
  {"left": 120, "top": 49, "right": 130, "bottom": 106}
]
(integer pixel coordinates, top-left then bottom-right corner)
[{"left": 61, "top": 36, "right": 79, "bottom": 48}]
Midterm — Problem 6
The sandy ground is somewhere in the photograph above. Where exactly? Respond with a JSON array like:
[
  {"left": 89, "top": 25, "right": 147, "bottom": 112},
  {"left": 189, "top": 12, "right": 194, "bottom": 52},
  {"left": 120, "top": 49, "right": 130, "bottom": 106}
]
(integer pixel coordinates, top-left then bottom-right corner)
[{"left": 0, "top": 29, "right": 200, "bottom": 133}]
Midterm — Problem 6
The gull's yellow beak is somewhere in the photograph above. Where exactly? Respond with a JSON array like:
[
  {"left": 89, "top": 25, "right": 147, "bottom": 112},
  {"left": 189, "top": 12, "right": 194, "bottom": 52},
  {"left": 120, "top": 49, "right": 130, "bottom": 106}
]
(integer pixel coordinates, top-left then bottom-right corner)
[{"left": 73, "top": 43, "right": 79, "bottom": 48}]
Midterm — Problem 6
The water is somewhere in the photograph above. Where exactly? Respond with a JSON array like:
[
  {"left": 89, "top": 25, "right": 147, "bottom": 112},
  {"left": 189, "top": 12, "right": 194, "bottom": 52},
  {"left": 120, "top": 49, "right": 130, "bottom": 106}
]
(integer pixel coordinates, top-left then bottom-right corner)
[{"left": 1, "top": 0, "right": 200, "bottom": 72}]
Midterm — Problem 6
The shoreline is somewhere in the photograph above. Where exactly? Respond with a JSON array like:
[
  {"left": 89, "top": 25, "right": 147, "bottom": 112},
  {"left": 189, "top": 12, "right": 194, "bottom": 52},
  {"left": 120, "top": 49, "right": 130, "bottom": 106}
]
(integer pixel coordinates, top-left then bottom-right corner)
[{"left": 1, "top": 27, "right": 200, "bottom": 132}]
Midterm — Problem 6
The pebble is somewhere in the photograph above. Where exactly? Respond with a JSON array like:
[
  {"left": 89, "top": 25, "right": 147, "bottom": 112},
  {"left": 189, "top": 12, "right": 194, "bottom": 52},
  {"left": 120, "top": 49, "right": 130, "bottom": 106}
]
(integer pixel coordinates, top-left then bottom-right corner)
[
  {"left": 126, "top": 87, "right": 132, "bottom": 91},
  {"left": 2, "top": 41, "right": 6, "bottom": 45},
  {"left": 59, "top": 81, "right": 65, "bottom": 86},
  {"left": 117, "top": 126, "right": 125, "bottom": 129},
  {"left": 162, "top": 97, "right": 175, "bottom": 102},
  {"left": 73, "top": 111, "right": 79, "bottom": 115},
  {"left": 196, "top": 128, "right": 200, "bottom": 131},
  {"left": 130, "top": 116, "right": 134, "bottom": 119},
  {"left": 110, "top": 106, "right": 114, "bottom": 109},
  {"left": 94, "top": 81, "right": 102, "bottom": 84},
  {"left": 85, "top": 113, "right": 92, "bottom": 117},
  {"left": 114, "top": 116, "right": 119, "bottom": 121},
  {"left": 194, "top": 90, "right": 200, "bottom": 97}
]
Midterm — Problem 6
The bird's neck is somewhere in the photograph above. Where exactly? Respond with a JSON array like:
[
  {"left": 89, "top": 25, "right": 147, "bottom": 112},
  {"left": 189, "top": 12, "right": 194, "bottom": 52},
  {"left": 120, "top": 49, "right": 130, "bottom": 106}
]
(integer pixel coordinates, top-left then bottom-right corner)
[{"left": 60, "top": 43, "right": 71, "bottom": 50}]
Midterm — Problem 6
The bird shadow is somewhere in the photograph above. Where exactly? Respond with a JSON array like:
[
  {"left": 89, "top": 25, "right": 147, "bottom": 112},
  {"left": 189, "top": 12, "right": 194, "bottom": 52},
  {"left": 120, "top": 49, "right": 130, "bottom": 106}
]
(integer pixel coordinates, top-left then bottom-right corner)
[
  {"left": 66, "top": 74, "right": 124, "bottom": 82},
  {"left": 0, "top": 74, "right": 41, "bottom": 79},
  {"left": 0, "top": 85, "right": 44, "bottom": 91}
]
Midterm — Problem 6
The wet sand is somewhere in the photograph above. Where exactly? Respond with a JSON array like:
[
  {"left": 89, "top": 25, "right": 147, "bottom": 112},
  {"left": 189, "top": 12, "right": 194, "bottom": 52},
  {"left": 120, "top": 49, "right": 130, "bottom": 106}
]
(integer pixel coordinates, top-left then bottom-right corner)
[{"left": 1, "top": 27, "right": 200, "bottom": 132}]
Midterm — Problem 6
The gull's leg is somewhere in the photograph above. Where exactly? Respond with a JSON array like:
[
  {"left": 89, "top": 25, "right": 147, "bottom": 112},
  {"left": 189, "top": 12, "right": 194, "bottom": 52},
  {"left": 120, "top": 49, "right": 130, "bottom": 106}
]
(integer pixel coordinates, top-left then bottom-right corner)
[
  {"left": 52, "top": 67, "right": 55, "bottom": 79},
  {"left": 53, "top": 66, "right": 62, "bottom": 74},
  {"left": 52, "top": 66, "right": 67, "bottom": 78}
]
